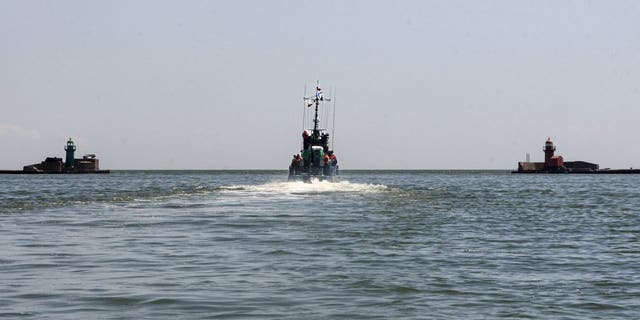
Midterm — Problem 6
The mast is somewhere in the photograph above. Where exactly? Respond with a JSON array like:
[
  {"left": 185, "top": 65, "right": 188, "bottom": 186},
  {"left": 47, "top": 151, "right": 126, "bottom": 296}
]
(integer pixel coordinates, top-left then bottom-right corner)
[
  {"left": 313, "top": 98, "right": 320, "bottom": 138},
  {"left": 305, "top": 81, "right": 330, "bottom": 144}
]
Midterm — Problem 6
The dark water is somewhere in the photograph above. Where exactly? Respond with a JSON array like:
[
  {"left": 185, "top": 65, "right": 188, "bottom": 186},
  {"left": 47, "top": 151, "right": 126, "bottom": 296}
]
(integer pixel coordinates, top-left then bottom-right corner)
[{"left": 1, "top": 170, "right": 639, "bottom": 319}]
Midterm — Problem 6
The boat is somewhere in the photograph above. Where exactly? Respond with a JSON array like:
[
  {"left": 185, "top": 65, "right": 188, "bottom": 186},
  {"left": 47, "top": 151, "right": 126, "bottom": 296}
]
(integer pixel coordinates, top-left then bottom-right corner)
[{"left": 288, "top": 82, "right": 340, "bottom": 182}]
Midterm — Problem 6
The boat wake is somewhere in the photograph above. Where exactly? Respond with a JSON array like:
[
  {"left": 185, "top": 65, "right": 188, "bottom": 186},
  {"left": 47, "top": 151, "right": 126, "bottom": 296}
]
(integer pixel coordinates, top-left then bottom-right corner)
[{"left": 220, "top": 180, "right": 388, "bottom": 196}]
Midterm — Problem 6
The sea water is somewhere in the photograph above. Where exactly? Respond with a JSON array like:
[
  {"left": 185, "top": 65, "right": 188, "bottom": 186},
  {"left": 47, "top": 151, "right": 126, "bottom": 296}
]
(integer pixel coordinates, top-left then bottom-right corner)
[{"left": 1, "top": 170, "right": 639, "bottom": 319}]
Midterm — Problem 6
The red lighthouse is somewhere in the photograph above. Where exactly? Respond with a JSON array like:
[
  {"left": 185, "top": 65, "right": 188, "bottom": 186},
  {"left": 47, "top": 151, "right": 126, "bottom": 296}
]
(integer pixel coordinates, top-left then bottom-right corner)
[
  {"left": 543, "top": 138, "right": 563, "bottom": 169},
  {"left": 544, "top": 138, "right": 555, "bottom": 163}
]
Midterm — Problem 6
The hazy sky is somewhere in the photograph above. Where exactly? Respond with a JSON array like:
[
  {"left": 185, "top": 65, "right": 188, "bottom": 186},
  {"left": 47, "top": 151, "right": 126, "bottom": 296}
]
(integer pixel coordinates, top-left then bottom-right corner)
[{"left": 1, "top": 1, "right": 640, "bottom": 169}]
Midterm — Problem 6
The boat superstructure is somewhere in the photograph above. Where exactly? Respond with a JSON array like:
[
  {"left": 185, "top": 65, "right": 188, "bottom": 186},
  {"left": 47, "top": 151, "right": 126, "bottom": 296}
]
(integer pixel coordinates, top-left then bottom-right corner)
[{"left": 288, "top": 82, "right": 339, "bottom": 182}]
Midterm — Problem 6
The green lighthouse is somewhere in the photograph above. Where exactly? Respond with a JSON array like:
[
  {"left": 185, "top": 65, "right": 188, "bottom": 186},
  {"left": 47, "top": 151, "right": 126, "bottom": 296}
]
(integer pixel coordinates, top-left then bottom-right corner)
[{"left": 64, "top": 138, "right": 76, "bottom": 168}]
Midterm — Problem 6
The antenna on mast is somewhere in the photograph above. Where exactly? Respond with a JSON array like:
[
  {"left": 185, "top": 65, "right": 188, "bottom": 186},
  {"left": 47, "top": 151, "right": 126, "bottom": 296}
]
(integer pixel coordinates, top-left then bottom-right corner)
[
  {"left": 331, "top": 87, "right": 336, "bottom": 150},
  {"left": 302, "top": 84, "right": 307, "bottom": 129},
  {"left": 301, "top": 84, "right": 307, "bottom": 150}
]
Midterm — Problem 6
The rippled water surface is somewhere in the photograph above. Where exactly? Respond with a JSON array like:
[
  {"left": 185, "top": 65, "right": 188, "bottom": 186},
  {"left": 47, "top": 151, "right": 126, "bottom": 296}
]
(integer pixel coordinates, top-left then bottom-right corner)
[{"left": 1, "top": 170, "right": 639, "bottom": 319}]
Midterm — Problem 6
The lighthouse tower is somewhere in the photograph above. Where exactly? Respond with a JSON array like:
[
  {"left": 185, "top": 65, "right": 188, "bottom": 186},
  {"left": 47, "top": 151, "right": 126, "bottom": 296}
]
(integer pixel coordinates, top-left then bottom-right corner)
[
  {"left": 64, "top": 138, "right": 76, "bottom": 169},
  {"left": 543, "top": 137, "right": 564, "bottom": 169},
  {"left": 543, "top": 138, "right": 555, "bottom": 165}
]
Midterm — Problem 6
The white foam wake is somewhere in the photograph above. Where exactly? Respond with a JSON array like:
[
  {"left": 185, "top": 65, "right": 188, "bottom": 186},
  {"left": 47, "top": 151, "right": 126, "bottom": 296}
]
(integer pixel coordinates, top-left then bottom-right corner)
[{"left": 221, "top": 180, "right": 388, "bottom": 195}]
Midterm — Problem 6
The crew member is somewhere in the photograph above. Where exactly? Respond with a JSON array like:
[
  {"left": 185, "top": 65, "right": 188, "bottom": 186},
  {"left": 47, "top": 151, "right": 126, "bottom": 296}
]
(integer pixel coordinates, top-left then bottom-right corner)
[
  {"left": 290, "top": 155, "right": 298, "bottom": 175},
  {"left": 330, "top": 153, "right": 338, "bottom": 166},
  {"left": 295, "top": 154, "right": 303, "bottom": 171}
]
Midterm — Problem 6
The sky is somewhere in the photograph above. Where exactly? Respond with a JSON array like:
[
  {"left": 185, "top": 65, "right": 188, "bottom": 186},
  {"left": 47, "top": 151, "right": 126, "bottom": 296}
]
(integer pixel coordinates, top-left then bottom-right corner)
[{"left": 1, "top": 0, "right": 640, "bottom": 169}]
